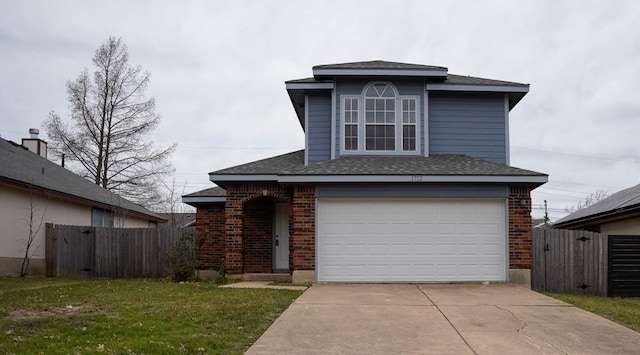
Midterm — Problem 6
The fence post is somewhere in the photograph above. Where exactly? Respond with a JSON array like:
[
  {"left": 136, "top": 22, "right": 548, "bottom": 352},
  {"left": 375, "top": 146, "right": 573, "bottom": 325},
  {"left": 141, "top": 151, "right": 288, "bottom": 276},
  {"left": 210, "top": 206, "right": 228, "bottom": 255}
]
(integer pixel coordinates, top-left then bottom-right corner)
[{"left": 45, "top": 223, "right": 56, "bottom": 277}]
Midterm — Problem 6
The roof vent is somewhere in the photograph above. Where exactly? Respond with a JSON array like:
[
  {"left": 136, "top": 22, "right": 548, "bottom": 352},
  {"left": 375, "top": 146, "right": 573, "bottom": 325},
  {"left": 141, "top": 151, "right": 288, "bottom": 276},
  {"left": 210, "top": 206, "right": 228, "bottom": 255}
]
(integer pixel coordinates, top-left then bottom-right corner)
[{"left": 29, "top": 128, "right": 39, "bottom": 139}]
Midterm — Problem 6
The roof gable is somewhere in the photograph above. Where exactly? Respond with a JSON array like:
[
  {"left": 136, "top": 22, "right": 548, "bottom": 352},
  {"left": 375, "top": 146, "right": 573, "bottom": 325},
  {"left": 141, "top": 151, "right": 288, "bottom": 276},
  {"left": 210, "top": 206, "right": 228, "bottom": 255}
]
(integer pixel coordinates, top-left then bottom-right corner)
[{"left": 0, "top": 138, "right": 163, "bottom": 221}]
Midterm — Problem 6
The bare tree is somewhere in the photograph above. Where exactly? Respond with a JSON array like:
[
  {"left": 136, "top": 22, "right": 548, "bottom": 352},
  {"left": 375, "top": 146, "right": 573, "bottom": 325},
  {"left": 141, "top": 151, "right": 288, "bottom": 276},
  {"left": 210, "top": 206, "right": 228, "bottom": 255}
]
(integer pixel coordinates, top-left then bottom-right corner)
[
  {"left": 565, "top": 190, "right": 609, "bottom": 213},
  {"left": 159, "top": 177, "right": 194, "bottom": 226},
  {"left": 44, "top": 36, "right": 175, "bottom": 207},
  {"left": 19, "top": 191, "right": 49, "bottom": 277}
]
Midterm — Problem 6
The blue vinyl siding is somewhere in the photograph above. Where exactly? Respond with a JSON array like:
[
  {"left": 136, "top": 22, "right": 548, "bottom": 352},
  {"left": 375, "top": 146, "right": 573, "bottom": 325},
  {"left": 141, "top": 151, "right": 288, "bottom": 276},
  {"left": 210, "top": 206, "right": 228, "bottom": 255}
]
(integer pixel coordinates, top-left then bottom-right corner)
[
  {"left": 307, "top": 94, "right": 332, "bottom": 164},
  {"left": 335, "top": 79, "right": 425, "bottom": 157},
  {"left": 429, "top": 92, "right": 507, "bottom": 164},
  {"left": 316, "top": 183, "right": 508, "bottom": 198}
]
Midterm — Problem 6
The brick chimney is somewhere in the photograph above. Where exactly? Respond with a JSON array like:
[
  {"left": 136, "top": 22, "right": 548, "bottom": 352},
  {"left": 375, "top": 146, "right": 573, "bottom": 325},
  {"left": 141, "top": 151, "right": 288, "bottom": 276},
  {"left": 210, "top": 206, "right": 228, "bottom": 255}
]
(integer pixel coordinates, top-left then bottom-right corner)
[{"left": 21, "top": 128, "right": 48, "bottom": 159}]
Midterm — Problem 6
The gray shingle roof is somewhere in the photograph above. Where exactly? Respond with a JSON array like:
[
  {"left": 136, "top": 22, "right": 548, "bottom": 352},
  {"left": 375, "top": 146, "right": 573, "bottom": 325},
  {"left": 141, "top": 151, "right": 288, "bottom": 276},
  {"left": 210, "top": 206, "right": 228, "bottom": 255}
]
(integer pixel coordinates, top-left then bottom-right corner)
[
  {"left": 313, "top": 60, "right": 448, "bottom": 71},
  {"left": 286, "top": 74, "right": 527, "bottom": 88},
  {"left": 183, "top": 186, "right": 226, "bottom": 198},
  {"left": 0, "top": 138, "right": 163, "bottom": 221},
  {"left": 295, "top": 155, "right": 545, "bottom": 176},
  {"left": 209, "top": 150, "right": 546, "bottom": 179},
  {"left": 554, "top": 184, "right": 640, "bottom": 227},
  {"left": 211, "top": 151, "right": 305, "bottom": 175},
  {"left": 444, "top": 74, "right": 528, "bottom": 87}
]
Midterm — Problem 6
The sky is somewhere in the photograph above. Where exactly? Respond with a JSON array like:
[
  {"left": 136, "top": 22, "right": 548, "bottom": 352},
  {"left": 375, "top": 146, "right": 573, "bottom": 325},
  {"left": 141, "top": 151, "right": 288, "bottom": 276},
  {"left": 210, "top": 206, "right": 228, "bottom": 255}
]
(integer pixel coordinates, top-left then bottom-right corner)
[{"left": 1, "top": 0, "right": 639, "bottom": 221}]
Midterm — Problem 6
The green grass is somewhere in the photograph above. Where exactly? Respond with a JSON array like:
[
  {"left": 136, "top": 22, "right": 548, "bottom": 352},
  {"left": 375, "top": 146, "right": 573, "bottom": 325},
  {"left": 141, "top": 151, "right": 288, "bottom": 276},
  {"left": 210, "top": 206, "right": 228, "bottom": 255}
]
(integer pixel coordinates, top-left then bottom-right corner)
[
  {"left": 0, "top": 277, "right": 302, "bottom": 354},
  {"left": 546, "top": 292, "right": 640, "bottom": 332}
]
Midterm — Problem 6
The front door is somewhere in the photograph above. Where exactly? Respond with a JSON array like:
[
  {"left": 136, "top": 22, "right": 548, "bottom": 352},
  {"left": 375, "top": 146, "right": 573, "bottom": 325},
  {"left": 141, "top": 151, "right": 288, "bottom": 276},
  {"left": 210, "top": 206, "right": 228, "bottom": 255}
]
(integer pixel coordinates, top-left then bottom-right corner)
[{"left": 273, "top": 202, "right": 290, "bottom": 271}]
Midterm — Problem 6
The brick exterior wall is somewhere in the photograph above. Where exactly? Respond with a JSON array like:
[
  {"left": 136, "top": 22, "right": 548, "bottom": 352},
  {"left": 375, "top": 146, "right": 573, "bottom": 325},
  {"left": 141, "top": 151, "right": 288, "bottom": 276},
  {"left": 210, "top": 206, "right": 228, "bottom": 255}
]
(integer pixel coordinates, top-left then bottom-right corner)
[
  {"left": 291, "top": 185, "right": 316, "bottom": 270},
  {"left": 509, "top": 186, "right": 533, "bottom": 269},
  {"left": 225, "top": 183, "right": 291, "bottom": 274},
  {"left": 243, "top": 198, "right": 274, "bottom": 273},
  {"left": 194, "top": 204, "right": 225, "bottom": 270}
]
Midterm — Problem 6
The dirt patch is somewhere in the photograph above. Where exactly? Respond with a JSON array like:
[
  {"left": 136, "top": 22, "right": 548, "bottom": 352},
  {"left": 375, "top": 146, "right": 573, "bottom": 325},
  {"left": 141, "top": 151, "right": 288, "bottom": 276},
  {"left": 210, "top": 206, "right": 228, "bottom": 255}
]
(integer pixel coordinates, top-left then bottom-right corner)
[{"left": 7, "top": 305, "right": 88, "bottom": 320}]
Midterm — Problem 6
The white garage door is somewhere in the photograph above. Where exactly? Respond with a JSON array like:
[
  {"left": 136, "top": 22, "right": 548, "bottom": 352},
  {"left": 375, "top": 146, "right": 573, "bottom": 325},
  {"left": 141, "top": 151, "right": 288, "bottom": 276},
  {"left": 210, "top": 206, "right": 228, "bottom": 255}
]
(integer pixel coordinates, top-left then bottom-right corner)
[{"left": 317, "top": 199, "right": 506, "bottom": 282}]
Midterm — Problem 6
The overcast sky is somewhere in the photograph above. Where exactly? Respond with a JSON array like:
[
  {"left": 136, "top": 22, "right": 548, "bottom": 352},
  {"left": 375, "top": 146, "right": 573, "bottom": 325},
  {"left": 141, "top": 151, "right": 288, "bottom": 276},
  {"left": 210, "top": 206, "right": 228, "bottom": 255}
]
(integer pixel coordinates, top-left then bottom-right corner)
[{"left": 1, "top": 0, "right": 639, "bottom": 221}]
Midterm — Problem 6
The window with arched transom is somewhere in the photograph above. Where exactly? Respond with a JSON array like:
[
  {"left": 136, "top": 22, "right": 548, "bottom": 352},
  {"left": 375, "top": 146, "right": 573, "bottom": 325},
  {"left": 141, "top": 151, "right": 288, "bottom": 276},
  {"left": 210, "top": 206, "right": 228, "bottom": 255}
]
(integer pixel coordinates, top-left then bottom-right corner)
[{"left": 341, "top": 82, "right": 419, "bottom": 154}]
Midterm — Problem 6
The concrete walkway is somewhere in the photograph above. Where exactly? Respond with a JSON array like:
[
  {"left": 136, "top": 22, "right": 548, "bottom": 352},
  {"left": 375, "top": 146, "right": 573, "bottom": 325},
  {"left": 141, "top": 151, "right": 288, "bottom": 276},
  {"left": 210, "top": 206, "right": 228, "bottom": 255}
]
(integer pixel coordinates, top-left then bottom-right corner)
[
  {"left": 221, "top": 281, "right": 308, "bottom": 291},
  {"left": 247, "top": 283, "right": 640, "bottom": 354}
]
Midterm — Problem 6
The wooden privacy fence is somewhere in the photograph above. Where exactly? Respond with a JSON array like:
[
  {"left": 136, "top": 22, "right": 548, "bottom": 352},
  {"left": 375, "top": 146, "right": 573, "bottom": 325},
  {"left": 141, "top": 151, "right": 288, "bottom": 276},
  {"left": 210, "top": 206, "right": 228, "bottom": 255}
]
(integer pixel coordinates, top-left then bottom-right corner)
[
  {"left": 45, "top": 224, "right": 195, "bottom": 278},
  {"left": 532, "top": 228, "right": 608, "bottom": 296}
]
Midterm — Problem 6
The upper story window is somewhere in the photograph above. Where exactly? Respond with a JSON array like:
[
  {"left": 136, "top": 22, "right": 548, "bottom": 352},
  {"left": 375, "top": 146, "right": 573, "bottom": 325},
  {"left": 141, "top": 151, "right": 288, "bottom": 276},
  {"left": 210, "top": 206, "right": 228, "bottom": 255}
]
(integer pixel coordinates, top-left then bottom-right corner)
[
  {"left": 342, "top": 82, "right": 419, "bottom": 154},
  {"left": 365, "top": 83, "right": 396, "bottom": 151}
]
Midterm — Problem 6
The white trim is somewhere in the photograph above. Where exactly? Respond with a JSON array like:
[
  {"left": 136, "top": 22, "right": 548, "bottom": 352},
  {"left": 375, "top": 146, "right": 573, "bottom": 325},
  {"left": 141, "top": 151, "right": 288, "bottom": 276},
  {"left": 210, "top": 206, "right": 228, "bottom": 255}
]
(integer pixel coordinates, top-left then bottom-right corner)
[
  {"left": 209, "top": 174, "right": 279, "bottom": 181},
  {"left": 504, "top": 94, "right": 510, "bottom": 165},
  {"left": 182, "top": 196, "right": 226, "bottom": 204},
  {"left": 285, "top": 82, "right": 334, "bottom": 90},
  {"left": 313, "top": 68, "right": 447, "bottom": 77},
  {"left": 340, "top": 95, "right": 360, "bottom": 153},
  {"left": 304, "top": 95, "right": 309, "bottom": 166},
  {"left": 342, "top": 96, "right": 360, "bottom": 152},
  {"left": 338, "top": 82, "right": 423, "bottom": 156},
  {"left": 278, "top": 175, "right": 548, "bottom": 184},
  {"left": 504, "top": 196, "right": 510, "bottom": 280},
  {"left": 331, "top": 89, "right": 336, "bottom": 160},
  {"left": 400, "top": 97, "right": 419, "bottom": 153},
  {"left": 424, "top": 90, "right": 429, "bottom": 157},
  {"left": 426, "top": 83, "right": 529, "bottom": 93},
  {"left": 209, "top": 173, "right": 547, "bottom": 184},
  {"left": 339, "top": 150, "right": 423, "bottom": 157}
]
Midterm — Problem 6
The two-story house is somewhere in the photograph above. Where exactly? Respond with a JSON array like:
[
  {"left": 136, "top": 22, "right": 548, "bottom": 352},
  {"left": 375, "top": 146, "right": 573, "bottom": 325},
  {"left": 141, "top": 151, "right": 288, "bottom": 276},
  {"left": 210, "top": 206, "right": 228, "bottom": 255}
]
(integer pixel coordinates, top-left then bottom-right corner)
[{"left": 183, "top": 61, "right": 547, "bottom": 286}]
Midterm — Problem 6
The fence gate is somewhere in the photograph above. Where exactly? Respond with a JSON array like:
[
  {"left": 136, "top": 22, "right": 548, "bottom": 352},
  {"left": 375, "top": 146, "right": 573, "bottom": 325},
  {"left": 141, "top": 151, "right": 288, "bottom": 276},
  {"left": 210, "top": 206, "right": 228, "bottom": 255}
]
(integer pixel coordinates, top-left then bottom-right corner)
[
  {"left": 532, "top": 228, "right": 607, "bottom": 296},
  {"left": 608, "top": 235, "right": 640, "bottom": 297}
]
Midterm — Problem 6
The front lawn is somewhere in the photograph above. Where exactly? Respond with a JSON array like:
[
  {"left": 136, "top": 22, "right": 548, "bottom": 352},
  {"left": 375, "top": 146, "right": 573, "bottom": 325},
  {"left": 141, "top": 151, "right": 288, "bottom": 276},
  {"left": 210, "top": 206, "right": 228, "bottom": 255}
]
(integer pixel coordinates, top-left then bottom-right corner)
[
  {"left": 0, "top": 277, "right": 302, "bottom": 354},
  {"left": 546, "top": 292, "right": 640, "bottom": 332}
]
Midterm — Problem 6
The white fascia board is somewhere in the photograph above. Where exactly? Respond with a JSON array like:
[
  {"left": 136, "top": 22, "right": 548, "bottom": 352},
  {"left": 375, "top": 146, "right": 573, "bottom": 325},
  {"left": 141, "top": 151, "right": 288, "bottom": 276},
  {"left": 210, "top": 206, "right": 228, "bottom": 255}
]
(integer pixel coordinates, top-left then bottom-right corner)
[
  {"left": 426, "top": 83, "right": 529, "bottom": 93},
  {"left": 313, "top": 69, "right": 447, "bottom": 77},
  {"left": 182, "top": 196, "right": 226, "bottom": 204},
  {"left": 209, "top": 174, "right": 279, "bottom": 182},
  {"left": 285, "top": 82, "right": 334, "bottom": 90},
  {"left": 278, "top": 175, "right": 548, "bottom": 184}
]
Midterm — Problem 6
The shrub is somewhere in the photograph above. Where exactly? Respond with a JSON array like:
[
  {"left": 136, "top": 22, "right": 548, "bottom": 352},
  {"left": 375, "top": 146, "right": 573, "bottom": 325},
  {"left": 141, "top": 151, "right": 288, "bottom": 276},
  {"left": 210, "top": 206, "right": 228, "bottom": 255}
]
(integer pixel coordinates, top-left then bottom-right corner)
[
  {"left": 212, "top": 259, "right": 227, "bottom": 285},
  {"left": 169, "top": 233, "right": 195, "bottom": 282}
]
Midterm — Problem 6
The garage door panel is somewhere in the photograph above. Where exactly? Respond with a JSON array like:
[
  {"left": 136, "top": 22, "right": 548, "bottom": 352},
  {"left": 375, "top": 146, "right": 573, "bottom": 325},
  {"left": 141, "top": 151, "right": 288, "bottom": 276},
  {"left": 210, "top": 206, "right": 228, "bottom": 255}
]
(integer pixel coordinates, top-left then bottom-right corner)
[{"left": 317, "top": 199, "right": 507, "bottom": 282}]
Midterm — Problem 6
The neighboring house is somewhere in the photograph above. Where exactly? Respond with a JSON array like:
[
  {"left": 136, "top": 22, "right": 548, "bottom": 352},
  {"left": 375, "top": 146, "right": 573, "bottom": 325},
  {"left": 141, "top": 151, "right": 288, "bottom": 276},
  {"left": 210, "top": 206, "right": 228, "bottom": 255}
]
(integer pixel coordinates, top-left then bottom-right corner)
[
  {"left": 0, "top": 131, "right": 166, "bottom": 276},
  {"left": 183, "top": 60, "right": 548, "bottom": 285},
  {"left": 554, "top": 184, "right": 640, "bottom": 234},
  {"left": 157, "top": 212, "right": 196, "bottom": 227}
]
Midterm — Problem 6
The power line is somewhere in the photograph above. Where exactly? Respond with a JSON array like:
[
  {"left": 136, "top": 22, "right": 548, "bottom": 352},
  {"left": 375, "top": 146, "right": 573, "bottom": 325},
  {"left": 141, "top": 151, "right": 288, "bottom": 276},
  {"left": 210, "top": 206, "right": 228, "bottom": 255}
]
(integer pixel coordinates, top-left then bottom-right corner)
[{"left": 513, "top": 145, "right": 640, "bottom": 164}]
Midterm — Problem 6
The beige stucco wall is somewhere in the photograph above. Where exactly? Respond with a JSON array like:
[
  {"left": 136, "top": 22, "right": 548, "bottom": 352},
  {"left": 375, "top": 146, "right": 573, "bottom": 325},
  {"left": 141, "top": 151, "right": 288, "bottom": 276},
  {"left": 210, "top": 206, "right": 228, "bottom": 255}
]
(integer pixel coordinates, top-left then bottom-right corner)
[
  {"left": 0, "top": 185, "right": 153, "bottom": 276},
  {"left": 600, "top": 217, "right": 640, "bottom": 235}
]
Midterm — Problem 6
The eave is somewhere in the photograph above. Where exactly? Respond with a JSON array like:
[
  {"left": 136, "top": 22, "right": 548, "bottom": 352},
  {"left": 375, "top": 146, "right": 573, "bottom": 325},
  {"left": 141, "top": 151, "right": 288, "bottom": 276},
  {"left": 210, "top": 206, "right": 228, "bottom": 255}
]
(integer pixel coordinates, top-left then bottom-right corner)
[
  {"left": 210, "top": 173, "right": 547, "bottom": 187},
  {"left": 181, "top": 196, "right": 226, "bottom": 206},
  {"left": 426, "top": 83, "right": 530, "bottom": 110},
  {"left": 313, "top": 68, "right": 448, "bottom": 78},
  {"left": 0, "top": 176, "right": 166, "bottom": 223},
  {"left": 553, "top": 204, "right": 640, "bottom": 230},
  {"left": 285, "top": 81, "right": 335, "bottom": 130}
]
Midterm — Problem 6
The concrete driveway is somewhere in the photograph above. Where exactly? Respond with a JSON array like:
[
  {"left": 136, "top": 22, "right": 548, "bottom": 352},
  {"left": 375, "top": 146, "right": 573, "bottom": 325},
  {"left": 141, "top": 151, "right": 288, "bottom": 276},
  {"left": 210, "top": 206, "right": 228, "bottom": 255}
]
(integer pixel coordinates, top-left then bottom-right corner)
[{"left": 247, "top": 283, "right": 640, "bottom": 354}]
